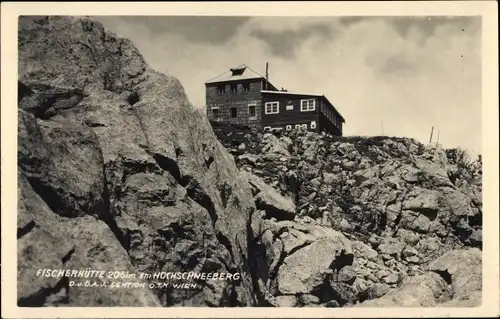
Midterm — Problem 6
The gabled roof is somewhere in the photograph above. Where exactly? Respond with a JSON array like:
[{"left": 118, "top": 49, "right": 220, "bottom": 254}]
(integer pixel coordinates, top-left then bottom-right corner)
[{"left": 205, "top": 64, "right": 266, "bottom": 84}]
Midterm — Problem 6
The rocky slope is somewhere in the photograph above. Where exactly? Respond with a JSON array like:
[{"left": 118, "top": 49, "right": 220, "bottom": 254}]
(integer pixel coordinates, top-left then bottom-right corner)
[
  {"left": 17, "top": 16, "right": 482, "bottom": 308},
  {"left": 212, "top": 122, "right": 482, "bottom": 307}
]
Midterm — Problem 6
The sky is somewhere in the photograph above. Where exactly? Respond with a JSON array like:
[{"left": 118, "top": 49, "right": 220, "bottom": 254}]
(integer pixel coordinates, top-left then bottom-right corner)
[{"left": 95, "top": 16, "right": 482, "bottom": 155}]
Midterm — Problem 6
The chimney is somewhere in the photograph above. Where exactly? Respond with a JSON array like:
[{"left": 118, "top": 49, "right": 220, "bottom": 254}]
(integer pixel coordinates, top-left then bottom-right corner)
[{"left": 265, "top": 62, "right": 269, "bottom": 90}]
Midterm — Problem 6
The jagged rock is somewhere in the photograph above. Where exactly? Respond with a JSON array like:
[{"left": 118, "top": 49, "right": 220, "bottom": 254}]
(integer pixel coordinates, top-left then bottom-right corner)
[
  {"left": 352, "top": 241, "right": 378, "bottom": 262},
  {"left": 338, "top": 265, "right": 357, "bottom": 285},
  {"left": 400, "top": 210, "right": 432, "bottom": 233},
  {"left": 357, "top": 272, "right": 450, "bottom": 307},
  {"left": 329, "top": 282, "right": 357, "bottom": 305},
  {"left": 277, "top": 236, "right": 353, "bottom": 295},
  {"left": 382, "top": 273, "right": 399, "bottom": 285},
  {"left": 428, "top": 248, "right": 482, "bottom": 304},
  {"left": 17, "top": 173, "right": 160, "bottom": 306},
  {"left": 403, "top": 187, "right": 440, "bottom": 216},
  {"left": 402, "top": 245, "right": 418, "bottom": 258},
  {"left": 275, "top": 295, "right": 297, "bottom": 307},
  {"left": 377, "top": 238, "right": 405, "bottom": 257},
  {"left": 366, "top": 283, "right": 390, "bottom": 300},
  {"left": 297, "top": 294, "right": 320, "bottom": 305},
  {"left": 322, "top": 172, "right": 338, "bottom": 184},
  {"left": 469, "top": 229, "right": 482, "bottom": 247},
  {"left": 396, "top": 229, "right": 420, "bottom": 246},
  {"left": 242, "top": 171, "right": 296, "bottom": 220}
]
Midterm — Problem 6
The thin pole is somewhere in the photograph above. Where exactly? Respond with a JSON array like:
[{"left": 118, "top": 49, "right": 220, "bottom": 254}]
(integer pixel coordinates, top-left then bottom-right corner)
[
  {"left": 265, "top": 62, "right": 269, "bottom": 90},
  {"left": 429, "top": 126, "right": 434, "bottom": 143}
]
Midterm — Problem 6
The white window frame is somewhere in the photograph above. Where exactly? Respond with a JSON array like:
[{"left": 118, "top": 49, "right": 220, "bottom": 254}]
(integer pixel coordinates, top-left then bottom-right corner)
[
  {"left": 286, "top": 125, "right": 292, "bottom": 131},
  {"left": 264, "top": 126, "right": 272, "bottom": 132},
  {"left": 295, "top": 124, "right": 301, "bottom": 129},
  {"left": 310, "top": 121, "right": 317, "bottom": 129},
  {"left": 271, "top": 127, "right": 283, "bottom": 132},
  {"left": 286, "top": 104, "right": 294, "bottom": 111},
  {"left": 302, "top": 124, "right": 308, "bottom": 129},
  {"left": 264, "top": 101, "right": 280, "bottom": 114},
  {"left": 300, "top": 99, "right": 316, "bottom": 112}
]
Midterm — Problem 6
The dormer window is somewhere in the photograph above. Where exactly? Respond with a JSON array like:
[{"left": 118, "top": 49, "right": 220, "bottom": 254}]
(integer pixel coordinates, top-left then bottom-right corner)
[{"left": 230, "top": 66, "right": 246, "bottom": 76}]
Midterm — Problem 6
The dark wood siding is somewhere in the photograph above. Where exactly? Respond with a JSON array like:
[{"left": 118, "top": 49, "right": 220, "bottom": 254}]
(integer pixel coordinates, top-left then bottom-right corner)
[
  {"left": 206, "top": 79, "right": 263, "bottom": 127},
  {"left": 318, "top": 98, "right": 343, "bottom": 136},
  {"left": 318, "top": 112, "right": 342, "bottom": 136},
  {"left": 261, "top": 92, "right": 320, "bottom": 132}
]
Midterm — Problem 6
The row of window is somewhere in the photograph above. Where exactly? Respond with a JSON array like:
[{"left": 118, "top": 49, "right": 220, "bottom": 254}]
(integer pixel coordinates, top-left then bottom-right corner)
[
  {"left": 264, "top": 99, "right": 316, "bottom": 114},
  {"left": 264, "top": 121, "right": 317, "bottom": 132},
  {"left": 210, "top": 100, "right": 317, "bottom": 119},
  {"left": 211, "top": 104, "right": 257, "bottom": 119},
  {"left": 217, "top": 83, "right": 251, "bottom": 94}
]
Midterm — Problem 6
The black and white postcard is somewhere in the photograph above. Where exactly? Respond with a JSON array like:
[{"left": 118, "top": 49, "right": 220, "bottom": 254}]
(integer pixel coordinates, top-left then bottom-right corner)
[{"left": 1, "top": 1, "right": 498, "bottom": 318}]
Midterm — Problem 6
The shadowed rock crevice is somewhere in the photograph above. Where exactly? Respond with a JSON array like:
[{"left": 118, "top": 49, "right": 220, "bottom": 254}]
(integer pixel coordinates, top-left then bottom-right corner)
[
  {"left": 17, "top": 276, "right": 70, "bottom": 307},
  {"left": 17, "top": 220, "right": 36, "bottom": 239}
]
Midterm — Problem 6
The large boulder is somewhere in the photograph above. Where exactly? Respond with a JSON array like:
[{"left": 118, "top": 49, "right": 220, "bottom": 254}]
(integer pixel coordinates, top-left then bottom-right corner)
[
  {"left": 242, "top": 171, "right": 296, "bottom": 220},
  {"left": 428, "top": 248, "right": 482, "bottom": 305}
]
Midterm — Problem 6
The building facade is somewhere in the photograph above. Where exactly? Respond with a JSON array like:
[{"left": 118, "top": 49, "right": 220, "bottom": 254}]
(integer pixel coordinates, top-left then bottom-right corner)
[{"left": 205, "top": 64, "right": 345, "bottom": 136}]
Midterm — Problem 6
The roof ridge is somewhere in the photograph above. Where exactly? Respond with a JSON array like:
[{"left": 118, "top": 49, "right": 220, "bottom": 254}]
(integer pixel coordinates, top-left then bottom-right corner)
[
  {"left": 245, "top": 65, "right": 267, "bottom": 80},
  {"left": 205, "top": 69, "right": 232, "bottom": 83}
]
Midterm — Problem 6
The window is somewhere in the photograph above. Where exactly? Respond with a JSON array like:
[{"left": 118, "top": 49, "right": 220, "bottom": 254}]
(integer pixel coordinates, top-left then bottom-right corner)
[
  {"left": 211, "top": 107, "right": 220, "bottom": 118},
  {"left": 265, "top": 101, "right": 279, "bottom": 114},
  {"left": 286, "top": 103, "right": 294, "bottom": 111},
  {"left": 302, "top": 124, "right": 308, "bottom": 129},
  {"left": 243, "top": 83, "right": 250, "bottom": 91},
  {"left": 286, "top": 125, "right": 292, "bottom": 131},
  {"left": 231, "top": 107, "right": 237, "bottom": 118},
  {"left": 295, "top": 124, "right": 301, "bottom": 129},
  {"left": 230, "top": 84, "right": 238, "bottom": 93},
  {"left": 248, "top": 104, "right": 256, "bottom": 118},
  {"left": 230, "top": 66, "right": 246, "bottom": 76},
  {"left": 310, "top": 121, "right": 317, "bottom": 129},
  {"left": 264, "top": 126, "right": 272, "bottom": 132},
  {"left": 217, "top": 85, "right": 226, "bottom": 94},
  {"left": 271, "top": 127, "right": 283, "bottom": 132},
  {"left": 301, "top": 99, "right": 316, "bottom": 112}
]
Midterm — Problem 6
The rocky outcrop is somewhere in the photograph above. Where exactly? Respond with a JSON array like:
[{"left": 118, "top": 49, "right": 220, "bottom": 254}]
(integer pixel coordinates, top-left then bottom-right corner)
[
  {"left": 18, "top": 16, "right": 256, "bottom": 306},
  {"left": 212, "top": 123, "right": 482, "bottom": 307}
]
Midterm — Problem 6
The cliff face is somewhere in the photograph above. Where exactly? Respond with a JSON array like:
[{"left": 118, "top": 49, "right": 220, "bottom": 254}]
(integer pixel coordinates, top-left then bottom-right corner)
[
  {"left": 17, "top": 16, "right": 482, "bottom": 308},
  {"left": 18, "top": 16, "right": 256, "bottom": 306}
]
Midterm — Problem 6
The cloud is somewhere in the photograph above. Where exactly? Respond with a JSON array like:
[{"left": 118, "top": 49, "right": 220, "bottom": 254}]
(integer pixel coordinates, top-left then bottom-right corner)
[
  {"left": 250, "top": 22, "right": 334, "bottom": 58},
  {"left": 94, "top": 16, "right": 482, "bottom": 156},
  {"left": 97, "top": 16, "right": 250, "bottom": 45}
]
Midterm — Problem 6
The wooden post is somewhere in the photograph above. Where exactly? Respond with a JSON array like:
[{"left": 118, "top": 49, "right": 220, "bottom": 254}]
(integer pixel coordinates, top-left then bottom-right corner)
[
  {"left": 429, "top": 126, "right": 434, "bottom": 143},
  {"left": 265, "top": 62, "right": 269, "bottom": 90}
]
